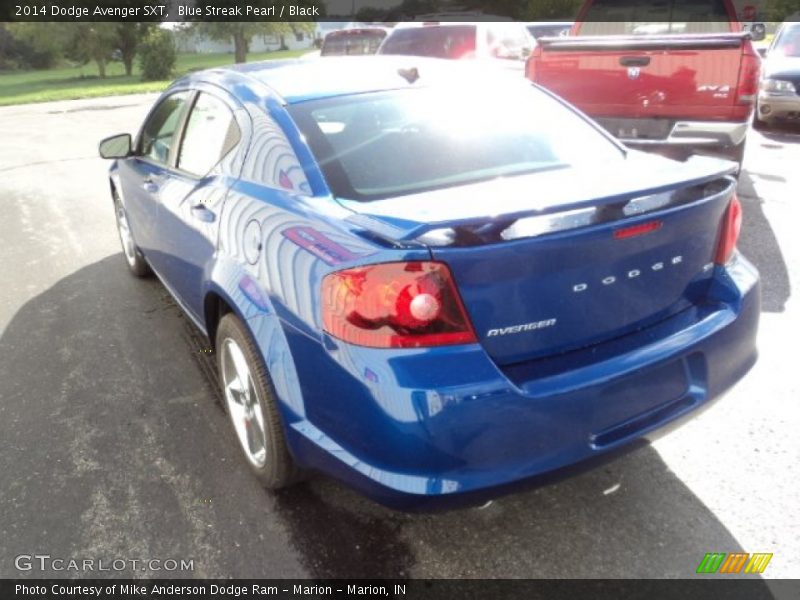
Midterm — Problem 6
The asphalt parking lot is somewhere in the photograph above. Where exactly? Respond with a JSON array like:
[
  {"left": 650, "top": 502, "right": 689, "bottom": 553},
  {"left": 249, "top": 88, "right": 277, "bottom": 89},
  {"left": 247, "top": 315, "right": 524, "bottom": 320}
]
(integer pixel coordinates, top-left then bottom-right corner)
[{"left": 0, "top": 94, "right": 798, "bottom": 583}]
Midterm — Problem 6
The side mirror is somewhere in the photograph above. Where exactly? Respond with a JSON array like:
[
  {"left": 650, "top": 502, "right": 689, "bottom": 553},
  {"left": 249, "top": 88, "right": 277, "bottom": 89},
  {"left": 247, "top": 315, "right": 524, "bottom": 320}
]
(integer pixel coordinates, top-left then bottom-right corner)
[
  {"left": 99, "top": 133, "right": 132, "bottom": 159},
  {"left": 750, "top": 23, "right": 766, "bottom": 42},
  {"left": 521, "top": 46, "right": 532, "bottom": 59},
  {"left": 757, "top": 47, "right": 768, "bottom": 58}
]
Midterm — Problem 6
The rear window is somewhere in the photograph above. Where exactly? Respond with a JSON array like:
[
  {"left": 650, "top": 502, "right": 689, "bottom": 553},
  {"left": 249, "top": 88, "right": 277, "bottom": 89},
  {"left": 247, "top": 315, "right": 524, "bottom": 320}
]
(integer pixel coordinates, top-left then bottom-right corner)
[
  {"left": 379, "top": 26, "right": 477, "bottom": 59},
  {"left": 288, "top": 85, "right": 624, "bottom": 201},
  {"left": 578, "top": 0, "right": 732, "bottom": 35},
  {"left": 527, "top": 24, "right": 571, "bottom": 39},
  {"left": 321, "top": 30, "right": 387, "bottom": 56}
]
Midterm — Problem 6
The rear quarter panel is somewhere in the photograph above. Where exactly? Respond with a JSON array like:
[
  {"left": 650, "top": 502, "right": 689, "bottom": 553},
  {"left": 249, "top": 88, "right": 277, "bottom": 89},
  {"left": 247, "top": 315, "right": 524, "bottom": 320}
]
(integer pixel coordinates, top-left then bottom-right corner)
[{"left": 210, "top": 88, "right": 436, "bottom": 456}]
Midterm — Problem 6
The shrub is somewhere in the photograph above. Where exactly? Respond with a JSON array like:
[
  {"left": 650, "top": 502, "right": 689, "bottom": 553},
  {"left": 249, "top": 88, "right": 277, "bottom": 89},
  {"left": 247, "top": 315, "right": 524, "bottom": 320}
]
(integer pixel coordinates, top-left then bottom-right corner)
[
  {"left": 138, "top": 28, "right": 176, "bottom": 81},
  {"left": 0, "top": 25, "right": 59, "bottom": 70}
]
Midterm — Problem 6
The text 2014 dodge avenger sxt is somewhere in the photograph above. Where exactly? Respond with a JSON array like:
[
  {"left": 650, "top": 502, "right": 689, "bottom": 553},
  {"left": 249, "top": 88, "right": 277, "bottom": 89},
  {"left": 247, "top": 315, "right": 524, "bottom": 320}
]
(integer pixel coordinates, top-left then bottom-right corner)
[{"left": 99, "top": 57, "right": 759, "bottom": 508}]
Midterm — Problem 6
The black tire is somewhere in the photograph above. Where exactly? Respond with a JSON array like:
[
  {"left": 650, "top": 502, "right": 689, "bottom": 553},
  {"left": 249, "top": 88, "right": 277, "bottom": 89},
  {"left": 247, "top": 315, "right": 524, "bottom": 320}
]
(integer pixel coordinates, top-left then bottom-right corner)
[
  {"left": 705, "top": 140, "right": 746, "bottom": 174},
  {"left": 753, "top": 104, "right": 771, "bottom": 130},
  {"left": 728, "top": 139, "right": 746, "bottom": 174},
  {"left": 216, "top": 313, "right": 297, "bottom": 489},
  {"left": 113, "top": 192, "right": 151, "bottom": 278}
]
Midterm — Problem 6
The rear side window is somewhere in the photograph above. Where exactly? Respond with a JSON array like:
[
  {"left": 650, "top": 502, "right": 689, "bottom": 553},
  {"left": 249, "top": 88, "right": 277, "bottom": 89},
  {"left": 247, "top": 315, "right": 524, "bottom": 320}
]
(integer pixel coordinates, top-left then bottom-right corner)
[
  {"left": 239, "top": 109, "right": 311, "bottom": 195},
  {"left": 177, "top": 92, "right": 240, "bottom": 177},
  {"left": 139, "top": 92, "right": 190, "bottom": 165},
  {"left": 579, "top": 0, "right": 732, "bottom": 35},
  {"left": 321, "top": 31, "right": 387, "bottom": 56},
  {"left": 289, "top": 85, "right": 623, "bottom": 201},
  {"left": 379, "top": 26, "right": 476, "bottom": 59}
]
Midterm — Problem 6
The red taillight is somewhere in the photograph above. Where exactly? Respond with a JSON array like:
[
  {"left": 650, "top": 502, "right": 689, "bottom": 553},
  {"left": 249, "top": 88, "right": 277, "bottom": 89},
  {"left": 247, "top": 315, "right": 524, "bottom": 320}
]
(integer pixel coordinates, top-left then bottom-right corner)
[
  {"left": 321, "top": 261, "right": 477, "bottom": 348},
  {"left": 715, "top": 194, "right": 743, "bottom": 265},
  {"left": 736, "top": 44, "right": 761, "bottom": 105},
  {"left": 613, "top": 220, "right": 662, "bottom": 240}
]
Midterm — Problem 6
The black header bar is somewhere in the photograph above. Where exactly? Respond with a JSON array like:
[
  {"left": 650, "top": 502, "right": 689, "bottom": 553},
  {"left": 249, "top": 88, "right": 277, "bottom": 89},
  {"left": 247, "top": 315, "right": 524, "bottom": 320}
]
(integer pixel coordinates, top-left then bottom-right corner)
[
  {"left": 1, "top": 0, "right": 795, "bottom": 23},
  {"left": 3, "top": 579, "right": 800, "bottom": 600}
]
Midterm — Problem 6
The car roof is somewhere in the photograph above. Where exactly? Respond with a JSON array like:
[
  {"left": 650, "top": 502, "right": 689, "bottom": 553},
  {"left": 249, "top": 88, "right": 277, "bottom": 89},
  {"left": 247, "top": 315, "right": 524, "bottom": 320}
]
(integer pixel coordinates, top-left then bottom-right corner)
[
  {"left": 188, "top": 56, "right": 521, "bottom": 104},
  {"left": 325, "top": 26, "right": 391, "bottom": 37},
  {"left": 392, "top": 20, "right": 509, "bottom": 29}
]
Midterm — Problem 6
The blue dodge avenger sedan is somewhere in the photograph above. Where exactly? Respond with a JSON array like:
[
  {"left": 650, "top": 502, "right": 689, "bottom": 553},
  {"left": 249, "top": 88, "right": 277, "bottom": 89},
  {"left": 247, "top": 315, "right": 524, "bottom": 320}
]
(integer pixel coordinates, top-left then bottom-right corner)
[{"left": 99, "top": 57, "right": 759, "bottom": 508}]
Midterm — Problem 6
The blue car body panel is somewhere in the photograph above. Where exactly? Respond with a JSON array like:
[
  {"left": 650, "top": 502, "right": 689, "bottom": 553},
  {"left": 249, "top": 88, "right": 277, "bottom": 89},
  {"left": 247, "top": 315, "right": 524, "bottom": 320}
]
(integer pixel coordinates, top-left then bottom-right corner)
[{"left": 108, "top": 57, "right": 760, "bottom": 508}]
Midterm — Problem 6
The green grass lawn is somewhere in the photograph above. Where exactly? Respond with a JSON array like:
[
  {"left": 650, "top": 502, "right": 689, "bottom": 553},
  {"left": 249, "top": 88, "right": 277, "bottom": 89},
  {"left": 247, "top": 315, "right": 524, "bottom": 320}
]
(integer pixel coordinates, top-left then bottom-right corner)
[{"left": 0, "top": 49, "right": 309, "bottom": 106}]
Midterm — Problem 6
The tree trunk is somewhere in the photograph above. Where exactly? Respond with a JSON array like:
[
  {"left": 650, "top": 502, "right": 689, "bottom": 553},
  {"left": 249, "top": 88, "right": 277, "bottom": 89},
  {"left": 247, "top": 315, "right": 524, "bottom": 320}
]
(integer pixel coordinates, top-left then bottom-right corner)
[
  {"left": 233, "top": 31, "right": 247, "bottom": 63},
  {"left": 122, "top": 54, "right": 133, "bottom": 76},
  {"left": 96, "top": 56, "right": 106, "bottom": 78}
]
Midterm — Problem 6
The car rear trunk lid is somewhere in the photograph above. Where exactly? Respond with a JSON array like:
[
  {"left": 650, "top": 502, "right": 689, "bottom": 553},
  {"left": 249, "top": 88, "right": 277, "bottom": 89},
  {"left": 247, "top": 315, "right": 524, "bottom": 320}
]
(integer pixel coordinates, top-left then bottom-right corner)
[{"left": 339, "top": 154, "right": 737, "bottom": 365}]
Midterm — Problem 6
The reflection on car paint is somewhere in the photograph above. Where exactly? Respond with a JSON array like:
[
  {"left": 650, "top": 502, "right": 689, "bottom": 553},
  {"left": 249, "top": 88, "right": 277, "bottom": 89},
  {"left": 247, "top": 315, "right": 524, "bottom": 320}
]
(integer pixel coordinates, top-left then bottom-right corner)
[
  {"left": 282, "top": 226, "right": 363, "bottom": 266},
  {"left": 238, "top": 274, "right": 271, "bottom": 313},
  {"left": 241, "top": 108, "right": 311, "bottom": 195}
]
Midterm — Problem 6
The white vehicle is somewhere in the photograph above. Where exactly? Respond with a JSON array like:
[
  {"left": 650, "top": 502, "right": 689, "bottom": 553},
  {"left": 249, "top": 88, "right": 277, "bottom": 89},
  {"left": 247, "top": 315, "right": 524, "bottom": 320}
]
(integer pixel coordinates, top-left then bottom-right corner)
[
  {"left": 378, "top": 21, "right": 534, "bottom": 67},
  {"left": 756, "top": 21, "right": 800, "bottom": 128}
]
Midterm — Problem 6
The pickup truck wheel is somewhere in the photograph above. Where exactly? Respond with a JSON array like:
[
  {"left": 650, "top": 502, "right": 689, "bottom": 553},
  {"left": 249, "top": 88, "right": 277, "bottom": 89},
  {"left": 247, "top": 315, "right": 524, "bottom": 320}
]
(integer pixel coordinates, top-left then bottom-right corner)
[
  {"left": 728, "top": 140, "right": 746, "bottom": 172},
  {"left": 216, "top": 314, "right": 297, "bottom": 489},
  {"left": 113, "top": 193, "right": 151, "bottom": 277},
  {"left": 753, "top": 104, "right": 771, "bottom": 130},
  {"left": 705, "top": 141, "right": 746, "bottom": 173}
]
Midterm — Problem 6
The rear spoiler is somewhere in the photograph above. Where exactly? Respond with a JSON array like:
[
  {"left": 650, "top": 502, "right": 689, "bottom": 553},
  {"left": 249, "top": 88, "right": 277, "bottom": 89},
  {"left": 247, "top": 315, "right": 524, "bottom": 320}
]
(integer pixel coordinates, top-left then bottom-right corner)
[
  {"left": 344, "top": 157, "right": 737, "bottom": 244},
  {"left": 537, "top": 32, "right": 751, "bottom": 51}
]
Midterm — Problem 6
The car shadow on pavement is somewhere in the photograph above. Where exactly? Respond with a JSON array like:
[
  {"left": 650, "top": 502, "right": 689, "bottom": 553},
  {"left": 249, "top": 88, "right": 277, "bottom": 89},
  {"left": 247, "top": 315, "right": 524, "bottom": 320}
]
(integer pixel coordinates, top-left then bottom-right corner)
[
  {"left": 0, "top": 256, "right": 777, "bottom": 591},
  {"left": 737, "top": 170, "right": 791, "bottom": 312},
  {"left": 752, "top": 121, "right": 800, "bottom": 143}
]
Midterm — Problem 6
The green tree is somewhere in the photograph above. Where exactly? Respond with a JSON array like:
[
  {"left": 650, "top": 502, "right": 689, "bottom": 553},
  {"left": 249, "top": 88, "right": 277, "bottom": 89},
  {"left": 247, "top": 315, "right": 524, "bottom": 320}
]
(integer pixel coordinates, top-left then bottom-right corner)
[
  {"left": 354, "top": 6, "right": 389, "bottom": 21},
  {"left": 386, "top": 0, "right": 438, "bottom": 20},
  {"left": 522, "top": 0, "right": 583, "bottom": 20},
  {"left": 765, "top": 0, "right": 800, "bottom": 21},
  {"left": 139, "top": 27, "right": 176, "bottom": 81},
  {"left": 116, "top": 23, "right": 155, "bottom": 77},
  {"left": 66, "top": 23, "right": 119, "bottom": 78},
  {"left": 6, "top": 23, "right": 69, "bottom": 69},
  {"left": 194, "top": 22, "right": 316, "bottom": 63},
  {"left": 9, "top": 20, "right": 154, "bottom": 76}
]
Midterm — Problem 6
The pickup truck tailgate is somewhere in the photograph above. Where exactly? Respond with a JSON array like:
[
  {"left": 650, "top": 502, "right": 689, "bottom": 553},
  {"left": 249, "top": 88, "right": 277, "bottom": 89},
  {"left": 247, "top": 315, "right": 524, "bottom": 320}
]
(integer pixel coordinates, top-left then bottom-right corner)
[{"left": 529, "top": 34, "right": 750, "bottom": 126}]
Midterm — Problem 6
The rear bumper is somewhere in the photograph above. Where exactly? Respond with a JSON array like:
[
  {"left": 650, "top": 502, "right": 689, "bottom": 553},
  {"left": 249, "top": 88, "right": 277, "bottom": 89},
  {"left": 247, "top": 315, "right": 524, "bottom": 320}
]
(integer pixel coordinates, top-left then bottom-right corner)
[
  {"left": 599, "top": 118, "right": 750, "bottom": 148},
  {"left": 284, "top": 256, "right": 760, "bottom": 509}
]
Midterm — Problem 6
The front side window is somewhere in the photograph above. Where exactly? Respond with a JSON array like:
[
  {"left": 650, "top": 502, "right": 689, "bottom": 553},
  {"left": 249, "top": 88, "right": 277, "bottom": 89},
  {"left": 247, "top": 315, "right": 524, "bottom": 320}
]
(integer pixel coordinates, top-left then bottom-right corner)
[
  {"left": 177, "top": 92, "right": 240, "bottom": 177},
  {"left": 139, "top": 92, "right": 190, "bottom": 165},
  {"left": 289, "top": 84, "right": 624, "bottom": 202}
]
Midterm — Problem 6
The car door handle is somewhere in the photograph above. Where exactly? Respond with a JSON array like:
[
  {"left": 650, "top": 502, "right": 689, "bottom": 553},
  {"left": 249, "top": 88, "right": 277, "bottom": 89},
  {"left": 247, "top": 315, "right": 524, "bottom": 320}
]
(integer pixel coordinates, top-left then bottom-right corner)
[
  {"left": 620, "top": 56, "right": 651, "bottom": 67},
  {"left": 191, "top": 204, "right": 216, "bottom": 223}
]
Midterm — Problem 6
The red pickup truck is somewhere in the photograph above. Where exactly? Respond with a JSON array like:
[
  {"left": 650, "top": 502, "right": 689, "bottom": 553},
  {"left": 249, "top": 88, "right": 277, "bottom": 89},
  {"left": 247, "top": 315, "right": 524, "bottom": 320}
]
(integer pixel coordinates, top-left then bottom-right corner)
[{"left": 526, "top": 0, "right": 761, "bottom": 168}]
